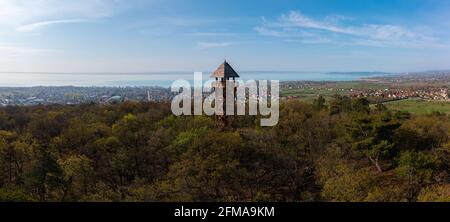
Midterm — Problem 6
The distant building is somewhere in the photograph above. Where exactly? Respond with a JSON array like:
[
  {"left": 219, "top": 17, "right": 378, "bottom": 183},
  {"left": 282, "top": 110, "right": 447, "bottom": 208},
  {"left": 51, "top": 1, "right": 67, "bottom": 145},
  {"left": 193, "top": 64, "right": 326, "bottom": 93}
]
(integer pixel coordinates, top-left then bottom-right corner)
[{"left": 107, "top": 96, "right": 123, "bottom": 103}]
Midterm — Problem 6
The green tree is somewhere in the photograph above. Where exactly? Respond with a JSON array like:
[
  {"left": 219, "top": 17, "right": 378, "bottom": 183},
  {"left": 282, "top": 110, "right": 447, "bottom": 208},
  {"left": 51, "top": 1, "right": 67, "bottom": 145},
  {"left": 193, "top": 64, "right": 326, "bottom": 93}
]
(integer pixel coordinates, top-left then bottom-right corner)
[
  {"left": 347, "top": 114, "right": 400, "bottom": 172},
  {"left": 59, "top": 155, "right": 94, "bottom": 201},
  {"left": 417, "top": 185, "right": 450, "bottom": 202},
  {"left": 329, "top": 94, "right": 352, "bottom": 115},
  {"left": 313, "top": 95, "right": 327, "bottom": 111},
  {"left": 352, "top": 98, "right": 370, "bottom": 114},
  {"left": 321, "top": 166, "right": 378, "bottom": 202},
  {"left": 395, "top": 151, "right": 438, "bottom": 201},
  {"left": 27, "top": 150, "right": 67, "bottom": 201}
]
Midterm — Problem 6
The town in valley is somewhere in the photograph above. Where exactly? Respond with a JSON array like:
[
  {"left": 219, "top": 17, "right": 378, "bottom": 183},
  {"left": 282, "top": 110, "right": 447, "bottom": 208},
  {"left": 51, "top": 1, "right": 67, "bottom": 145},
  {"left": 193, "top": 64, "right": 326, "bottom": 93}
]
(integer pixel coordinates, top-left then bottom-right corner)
[{"left": 2, "top": 71, "right": 450, "bottom": 115}]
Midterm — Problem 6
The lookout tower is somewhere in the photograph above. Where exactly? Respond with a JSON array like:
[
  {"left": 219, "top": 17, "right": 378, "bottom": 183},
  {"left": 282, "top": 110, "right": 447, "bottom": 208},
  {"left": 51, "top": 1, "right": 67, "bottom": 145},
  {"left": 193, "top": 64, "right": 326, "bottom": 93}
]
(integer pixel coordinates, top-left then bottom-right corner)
[{"left": 211, "top": 60, "right": 239, "bottom": 128}]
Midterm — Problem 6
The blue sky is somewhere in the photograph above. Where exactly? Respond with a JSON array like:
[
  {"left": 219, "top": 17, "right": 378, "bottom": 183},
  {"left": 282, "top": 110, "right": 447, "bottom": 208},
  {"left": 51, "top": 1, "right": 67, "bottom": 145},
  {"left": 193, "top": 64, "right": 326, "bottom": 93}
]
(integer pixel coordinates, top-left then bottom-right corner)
[{"left": 1, "top": 0, "right": 449, "bottom": 73}]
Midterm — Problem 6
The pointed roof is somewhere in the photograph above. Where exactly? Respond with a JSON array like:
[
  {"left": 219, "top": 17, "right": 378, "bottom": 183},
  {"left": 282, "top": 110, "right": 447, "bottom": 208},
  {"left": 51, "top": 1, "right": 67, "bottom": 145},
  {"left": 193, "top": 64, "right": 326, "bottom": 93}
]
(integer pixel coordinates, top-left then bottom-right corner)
[{"left": 211, "top": 61, "right": 240, "bottom": 78}]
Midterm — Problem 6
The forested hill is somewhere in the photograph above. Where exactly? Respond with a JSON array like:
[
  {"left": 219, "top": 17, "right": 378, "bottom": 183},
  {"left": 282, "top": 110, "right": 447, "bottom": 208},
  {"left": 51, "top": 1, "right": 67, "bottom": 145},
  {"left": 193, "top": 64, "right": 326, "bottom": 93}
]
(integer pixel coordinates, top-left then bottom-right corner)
[{"left": 0, "top": 95, "right": 449, "bottom": 202}]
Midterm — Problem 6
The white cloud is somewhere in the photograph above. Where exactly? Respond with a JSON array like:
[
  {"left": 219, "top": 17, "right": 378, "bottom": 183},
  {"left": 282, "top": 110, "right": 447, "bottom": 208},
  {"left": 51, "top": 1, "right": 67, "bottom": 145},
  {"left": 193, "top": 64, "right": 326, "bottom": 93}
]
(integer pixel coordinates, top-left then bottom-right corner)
[
  {"left": 0, "top": 0, "right": 124, "bottom": 29},
  {"left": 324, "top": 14, "right": 354, "bottom": 23},
  {"left": 257, "top": 11, "right": 441, "bottom": 48},
  {"left": 15, "top": 19, "right": 89, "bottom": 32},
  {"left": 197, "top": 42, "right": 233, "bottom": 49},
  {"left": 191, "top": 32, "right": 237, "bottom": 37},
  {"left": 279, "top": 11, "right": 354, "bottom": 35},
  {"left": 255, "top": 27, "right": 284, "bottom": 37},
  {"left": 284, "top": 37, "right": 333, "bottom": 44}
]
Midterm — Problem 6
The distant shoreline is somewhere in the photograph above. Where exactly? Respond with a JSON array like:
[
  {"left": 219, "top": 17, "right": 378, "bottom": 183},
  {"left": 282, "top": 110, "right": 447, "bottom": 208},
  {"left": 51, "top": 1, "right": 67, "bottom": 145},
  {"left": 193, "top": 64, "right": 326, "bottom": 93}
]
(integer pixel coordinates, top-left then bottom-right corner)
[{"left": 0, "top": 72, "right": 391, "bottom": 88}]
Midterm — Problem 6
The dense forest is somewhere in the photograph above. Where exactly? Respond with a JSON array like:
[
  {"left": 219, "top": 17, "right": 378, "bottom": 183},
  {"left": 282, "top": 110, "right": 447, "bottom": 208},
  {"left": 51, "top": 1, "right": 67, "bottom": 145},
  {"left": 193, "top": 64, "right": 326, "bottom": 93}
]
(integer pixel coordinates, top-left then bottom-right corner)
[{"left": 0, "top": 95, "right": 449, "bottom": 202}]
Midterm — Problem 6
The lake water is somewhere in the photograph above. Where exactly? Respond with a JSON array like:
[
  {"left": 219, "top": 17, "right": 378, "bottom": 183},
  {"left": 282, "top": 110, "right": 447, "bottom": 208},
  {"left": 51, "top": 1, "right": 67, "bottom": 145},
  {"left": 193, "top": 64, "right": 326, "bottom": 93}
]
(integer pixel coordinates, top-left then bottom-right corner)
[{"left": 0, "top": 72, "right": 388, "bottom": 87}]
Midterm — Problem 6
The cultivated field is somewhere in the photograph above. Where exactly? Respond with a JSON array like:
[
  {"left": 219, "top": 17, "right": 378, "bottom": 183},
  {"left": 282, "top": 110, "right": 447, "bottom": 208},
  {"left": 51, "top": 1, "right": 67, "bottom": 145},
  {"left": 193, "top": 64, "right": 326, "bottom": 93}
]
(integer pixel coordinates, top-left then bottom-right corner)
[{"left": 383, "top": 98, "right": 450, "bottom": 115}]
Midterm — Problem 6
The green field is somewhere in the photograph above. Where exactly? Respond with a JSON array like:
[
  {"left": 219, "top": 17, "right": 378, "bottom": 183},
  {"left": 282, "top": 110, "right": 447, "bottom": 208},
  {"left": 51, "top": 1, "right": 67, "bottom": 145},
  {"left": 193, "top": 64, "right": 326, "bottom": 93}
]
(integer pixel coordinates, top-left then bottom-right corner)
[
  {"left": 281, "top": 88, "right": 336, "bottom": 102},
  {"left": 383, "top": 98, "right": 450, "bottom": 115},
  {"left": 281, "top": 81, "right": 389, "bottom": 102},
  {"left": 282, "top": 81, "right": 450, "bottom": 115}
]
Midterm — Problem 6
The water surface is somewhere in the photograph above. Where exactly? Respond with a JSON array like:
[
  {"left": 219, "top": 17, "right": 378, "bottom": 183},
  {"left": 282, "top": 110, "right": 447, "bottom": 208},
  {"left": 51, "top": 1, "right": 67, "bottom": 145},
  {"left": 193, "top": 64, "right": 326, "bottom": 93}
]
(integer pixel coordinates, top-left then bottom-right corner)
[{"left": 0, "top": 72, "right": 388, "bottom": 87}]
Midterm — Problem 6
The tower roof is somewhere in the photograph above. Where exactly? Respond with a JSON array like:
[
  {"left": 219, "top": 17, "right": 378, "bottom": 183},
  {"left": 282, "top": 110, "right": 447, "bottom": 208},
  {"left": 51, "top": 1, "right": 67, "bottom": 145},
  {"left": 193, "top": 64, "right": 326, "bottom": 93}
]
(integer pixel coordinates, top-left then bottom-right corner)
[{"left": 211, "top": 61, "right": 240, "bottom": 78}]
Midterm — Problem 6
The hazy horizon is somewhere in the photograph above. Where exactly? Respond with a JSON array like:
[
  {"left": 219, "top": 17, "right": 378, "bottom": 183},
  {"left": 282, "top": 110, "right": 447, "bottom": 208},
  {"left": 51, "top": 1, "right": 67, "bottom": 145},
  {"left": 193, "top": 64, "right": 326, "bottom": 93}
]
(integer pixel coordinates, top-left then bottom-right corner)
[
  {"left": 0, "top": 70, "right": 395, "bottom": 74},
  {"left": 0, "top": 71, "right": 393, "bottom": 87}
]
